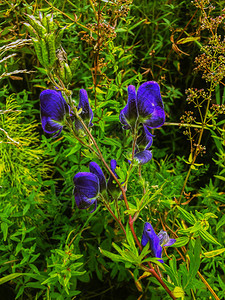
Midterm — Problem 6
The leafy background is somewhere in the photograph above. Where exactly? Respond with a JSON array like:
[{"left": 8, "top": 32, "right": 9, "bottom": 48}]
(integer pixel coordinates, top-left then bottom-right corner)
[{"left": 0, "top": 0, "right": 225, "bottom": 299}]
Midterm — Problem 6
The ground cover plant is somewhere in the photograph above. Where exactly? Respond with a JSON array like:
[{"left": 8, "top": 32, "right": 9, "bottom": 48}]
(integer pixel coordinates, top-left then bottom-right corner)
[{"left": 0, "top": 0, "right": 225, "bottom": 299}]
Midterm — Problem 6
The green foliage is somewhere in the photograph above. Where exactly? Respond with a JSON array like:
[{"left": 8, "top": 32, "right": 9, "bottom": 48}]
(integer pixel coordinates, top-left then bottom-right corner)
[
  {"left": 0, "top": 95, "right": 52, "bottom": 199},
  {"left": 1, "top": 0, "right": 225, "bottom": 299}
]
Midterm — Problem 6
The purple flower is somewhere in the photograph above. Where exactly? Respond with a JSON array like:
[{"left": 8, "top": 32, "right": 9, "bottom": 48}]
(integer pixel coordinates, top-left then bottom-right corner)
[
  {"left": 141, "top": 222, "right": 164, "bottom": 263},
  {"left": 134, "top": 150, "right": 152, "bottom": 165},
  {"left": 119, "top": 81, "right": 165, "bottom": 130},
  {"left": 141, "top": 222, "right": 176, "bottom": 263},
  {"left": 73, "top": 162, "right": 106, "bottom": 212},
  {"left": 75, "top": 89, "right": 93, "bottom": 132},
  {"left": 89, "top": 161, "right": 106, "bottom": 192},
  {"left": 158, "top": 230, "right": 176, "bottom": 247},
  {"left": 119, "top": 85, "right": 137, "bottom": 130},
  {"left": 40, "top": 89, "right": 70, "bottom": 137}
]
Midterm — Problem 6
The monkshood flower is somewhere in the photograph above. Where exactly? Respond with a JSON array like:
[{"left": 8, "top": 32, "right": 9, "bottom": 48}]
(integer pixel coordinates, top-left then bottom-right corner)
[
  {"left": 40, "top": 89, "right": 70, "bottom": 137},
  {"left": 73, "top": 162, "right": 106, "bottom": 213},
  {"left": 141, "top": 222, "right": 176, "bottom": 263},
  {"left": 75, "top": 89, "right": 93, "bottom": 132},
  {"left": 107, "top": 159, "right": 121, "bottom": 198},
  {"left": 119, "top": 81, "right": 165, "bottom": 130}
]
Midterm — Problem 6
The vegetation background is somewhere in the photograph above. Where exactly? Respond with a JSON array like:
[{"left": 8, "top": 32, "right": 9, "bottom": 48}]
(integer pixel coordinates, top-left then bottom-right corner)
[{"left": 0, "top": 0, "right": 225, "bottom": 299}]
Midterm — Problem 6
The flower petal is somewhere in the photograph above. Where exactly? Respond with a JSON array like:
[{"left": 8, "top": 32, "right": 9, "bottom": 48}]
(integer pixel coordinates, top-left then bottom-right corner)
[
  {"left": 134, "top": 150, "right": 152, "bottom": 165},
  {"left": 40, "top": 89, "right": 69, "bottom": 121},
  {"left": 119, "top": 85, "right": 138, "bottom": 130},
  {"left": 73, "top": 172, "right": 99, "bottom": 211},
  {"left": 164, "top": 239, "right": 176, "bottom": 247},
  {"left": 137, "top": 125, "right": 153, "bottom": 151},
  {"left": 110, "top": 159, "right": 118, "bottom": 178},
  {"left": 89, "top": 162, "right": 106, "bottom": 192},
  {"left": 141, "top": 222, "right": 164, "bottom": 263},
  {"left": 158, "top": 230, "right": 176, "bottom": 247},
  {"left": 78, "top": 89, "right": 93, "bottom": 127},
  {"left": 41, "top": 116, "right": 63, "bottom": 137},
  {"left": 137, "top": 81, "right": 165, "bottom": 128},
  {"left": 40, "top": 89, "right": 69, "bottom": 136}
]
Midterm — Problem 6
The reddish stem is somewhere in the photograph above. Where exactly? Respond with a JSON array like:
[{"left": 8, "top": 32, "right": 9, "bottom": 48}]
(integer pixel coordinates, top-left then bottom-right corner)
[{"left": 78, "top": 117, "right": 176, "bottom": 299}]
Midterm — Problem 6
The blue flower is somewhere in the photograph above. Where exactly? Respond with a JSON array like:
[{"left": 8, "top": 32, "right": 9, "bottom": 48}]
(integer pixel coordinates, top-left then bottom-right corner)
[
  {"left": 141, "top": 222, "right": 163, "bottom": 263},
  {"left": 40, "top": 89, "right": 70, "bottom": 137},
  {"left": 158, "top": 230, "right": 176, "bottom": 247},
  {"left": 75, "top": 89, "right": 93, "bottom": 132},
  {"left": 119, "top": 85, "right": 137, "bottom": 130},
  {"left": 141, "top": 222, "right": 176, "bottom": 263},
  {"left": 119, "top": 81, "right": 165, "bottom": 130},
  {"left": 134, "top": 150, "right": 152, "bottom": 165},
  {"left": 73, "top": 162, "right": 106, "bottom": 212},
  {"left": 89, "top": 161, "right": 106, "bottom": 192}
]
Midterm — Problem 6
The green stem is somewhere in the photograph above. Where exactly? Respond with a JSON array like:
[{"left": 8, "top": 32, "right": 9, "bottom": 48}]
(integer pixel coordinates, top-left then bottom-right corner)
[{"left": 164, "top": 122, "right": 212, "bottom": 130}]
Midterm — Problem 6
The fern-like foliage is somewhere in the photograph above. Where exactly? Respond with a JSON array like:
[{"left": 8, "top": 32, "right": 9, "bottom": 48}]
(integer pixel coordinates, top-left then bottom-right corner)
[{"left": 0, "top": 94, "right": 52, "bottom": 201}]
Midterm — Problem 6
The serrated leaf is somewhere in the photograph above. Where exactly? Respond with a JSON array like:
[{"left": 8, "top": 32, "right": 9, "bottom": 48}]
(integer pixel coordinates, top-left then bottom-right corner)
[{"left": 172, "top": 286, "right": 185, "bottom": 298}]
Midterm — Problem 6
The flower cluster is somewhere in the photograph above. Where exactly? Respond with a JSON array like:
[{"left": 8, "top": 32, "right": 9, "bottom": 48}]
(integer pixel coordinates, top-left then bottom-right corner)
[
  {"left": 73, "top": 159, "right": 120, "bottom": 212},
  {"left": 40, "top": 88, "right": 93, "bottom": 137},
  {"left": 40, "top": 89, "right": 70, "bottom": 137},
  {"left": 73, "top": 162, "right": 106, "bottom": 213},
  {"left": 141, "top": 222, "right": 176, "bottom": 263},
  {"left": 119, "top": 81, "right": 165, "bottom": 164},
  {"left": 39, "top": 82, "right": 165, "bottom": 213}
]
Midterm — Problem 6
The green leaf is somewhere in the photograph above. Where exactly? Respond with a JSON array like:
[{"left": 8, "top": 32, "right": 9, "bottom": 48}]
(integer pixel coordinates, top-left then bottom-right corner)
[
  {"left": 1, "top": 222, "right": 8, "bottom": 241},
  {"left": 216, "top": 214, "right": 225, "bottom": 231},
  {"left": 177, "top": 206, "right": 195, "bottom": 224},
  {"left": 0, "top": 273, "right": 23, "bottom": 285},
  {"left": 172, "top": 286, "right": 185, "bottom": 298},
  {"left": 185, "top": 238, "right": 201, "bottom": 290},
  {"left": 171, "top": 236, "right": 189, "bottom": 247},
  {"left": 204, "top": 248, "right": 225, "bottom": 258},
  {"left": 199, "top": 230, "right": 221, "bottom": 246},
  {"left": 189, "top": 221, "right": 202, "bottom": 233},
  {"left": 214, "top": 175, "right": 225, "bottom": 182},
  {"left": 23, "top": 204, "right": 30, "bottom": 215},
  {"left": 163, "top": 256, "right": 179, "bottom": 286},
  {"left": 99, "top": 248, "right": 128, "bottom": 263}
]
